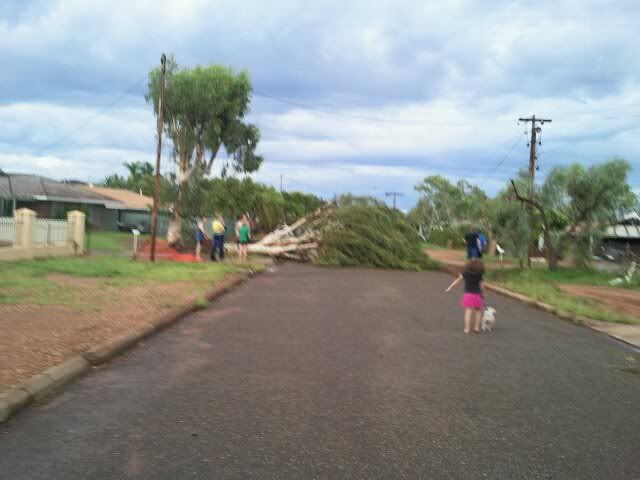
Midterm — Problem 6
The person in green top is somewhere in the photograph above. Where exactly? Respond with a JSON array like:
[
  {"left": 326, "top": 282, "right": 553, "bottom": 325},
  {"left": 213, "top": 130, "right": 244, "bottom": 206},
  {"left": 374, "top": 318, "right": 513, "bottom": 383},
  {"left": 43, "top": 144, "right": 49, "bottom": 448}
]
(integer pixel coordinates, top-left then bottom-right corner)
[{"left": 236, "top": 214, "right": 251, "bottom": 263}]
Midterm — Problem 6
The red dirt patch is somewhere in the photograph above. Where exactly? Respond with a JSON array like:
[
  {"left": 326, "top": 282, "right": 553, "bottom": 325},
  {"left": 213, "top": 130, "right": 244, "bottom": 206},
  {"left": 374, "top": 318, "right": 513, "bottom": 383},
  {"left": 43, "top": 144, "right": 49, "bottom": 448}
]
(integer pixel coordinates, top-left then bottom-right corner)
[
  {"left": 137, "top": 239, "right": 200, "bottom": 262},
  {"left": 558, "top": 284, "right": 640, "bottom": 320}
]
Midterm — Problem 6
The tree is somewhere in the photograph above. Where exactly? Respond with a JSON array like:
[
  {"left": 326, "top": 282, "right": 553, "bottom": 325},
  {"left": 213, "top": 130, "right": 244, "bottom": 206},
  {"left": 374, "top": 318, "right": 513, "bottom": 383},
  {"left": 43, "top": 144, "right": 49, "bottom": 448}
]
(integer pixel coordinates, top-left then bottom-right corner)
[
  {"left": 103, "top": 161, "right": 156, "bottom": 196},
  {"left": 487, "top": 196, "right": 529, "bottom": 268},
  {"left": 147, "top": 57, "right": 263, "bottom": 245},
  {"left": 409, "top": 175, "right": 489, "bottom": 241},
  {"left": 507, "top": 179, "right": 560, "bottom": 269},
  {"left": 540, "top": 158, "right": 636, "bottom": 267}
]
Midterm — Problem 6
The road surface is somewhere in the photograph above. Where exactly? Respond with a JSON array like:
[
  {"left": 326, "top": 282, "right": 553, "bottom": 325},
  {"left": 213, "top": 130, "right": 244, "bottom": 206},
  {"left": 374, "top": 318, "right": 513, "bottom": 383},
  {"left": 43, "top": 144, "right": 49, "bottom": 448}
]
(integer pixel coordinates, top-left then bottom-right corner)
[{"left": 1, "top": 263, "right": 639, "bottom": 479}]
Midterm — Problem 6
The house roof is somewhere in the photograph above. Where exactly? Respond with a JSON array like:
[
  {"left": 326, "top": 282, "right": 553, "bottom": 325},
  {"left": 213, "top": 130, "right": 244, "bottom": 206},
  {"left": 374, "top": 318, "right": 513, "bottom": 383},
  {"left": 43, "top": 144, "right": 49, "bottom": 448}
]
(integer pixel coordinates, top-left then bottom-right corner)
[
  {"left": 0, "top": 172, "right": 125, "bottom": 208},
  {"left": 80, "top": 185, "right": 153, "bottom": 211},
  {"left": 605, "top": 225, "right": 640, "bottom": 239},
  {"left": 604, "top": 212, "right": 640, "bottom": 239}
]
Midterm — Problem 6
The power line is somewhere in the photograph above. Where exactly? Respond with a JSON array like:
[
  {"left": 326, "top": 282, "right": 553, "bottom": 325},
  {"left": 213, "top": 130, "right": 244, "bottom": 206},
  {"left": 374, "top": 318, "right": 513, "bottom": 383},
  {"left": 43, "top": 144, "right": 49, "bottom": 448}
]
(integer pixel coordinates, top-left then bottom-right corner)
[
  {"left": 31, "top": 75, "right": 148, "bottom": 156},
  {"left": 486, "top": 130, "right": 528, "bottom": 176},
  {"left": 252, "top": 91, "right": 487, "bottom": 127}
]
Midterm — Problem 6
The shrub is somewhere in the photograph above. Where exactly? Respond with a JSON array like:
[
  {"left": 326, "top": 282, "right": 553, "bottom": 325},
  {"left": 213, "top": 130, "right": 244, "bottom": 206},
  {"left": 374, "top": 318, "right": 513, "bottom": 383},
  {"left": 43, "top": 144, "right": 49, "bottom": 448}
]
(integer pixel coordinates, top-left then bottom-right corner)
[{"left": 426, "top": 227, "right": 466, "bottom": 248}]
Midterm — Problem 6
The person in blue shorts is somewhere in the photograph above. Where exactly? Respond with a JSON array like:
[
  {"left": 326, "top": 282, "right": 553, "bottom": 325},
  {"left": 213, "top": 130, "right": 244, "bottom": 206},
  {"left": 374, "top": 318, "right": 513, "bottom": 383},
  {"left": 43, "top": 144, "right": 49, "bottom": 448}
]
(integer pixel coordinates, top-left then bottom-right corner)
[
  {"left": 195, "top": 214, "right": 208, "bottom": 261},
  {"left": 463, "top": 227, "right": 481, "bottom": 259}
]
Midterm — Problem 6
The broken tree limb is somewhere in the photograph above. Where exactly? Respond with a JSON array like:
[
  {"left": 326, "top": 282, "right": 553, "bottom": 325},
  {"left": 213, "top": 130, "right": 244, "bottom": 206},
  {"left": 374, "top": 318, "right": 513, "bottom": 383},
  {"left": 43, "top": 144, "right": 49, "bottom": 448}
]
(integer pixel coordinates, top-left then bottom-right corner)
[{"left": 510, "top": 180, "right": 559, "bottom": 269}]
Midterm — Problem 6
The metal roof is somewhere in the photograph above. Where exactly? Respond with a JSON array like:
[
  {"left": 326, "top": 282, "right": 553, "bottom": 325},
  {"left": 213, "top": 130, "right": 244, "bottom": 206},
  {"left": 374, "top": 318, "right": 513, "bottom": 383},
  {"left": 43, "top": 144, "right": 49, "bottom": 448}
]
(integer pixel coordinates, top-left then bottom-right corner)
[
  {"left": 0, "top": 172, "right": 126, "bottom": 208},
  {"left": 79, "top": 185, "right": 153, "bottom": 211}
]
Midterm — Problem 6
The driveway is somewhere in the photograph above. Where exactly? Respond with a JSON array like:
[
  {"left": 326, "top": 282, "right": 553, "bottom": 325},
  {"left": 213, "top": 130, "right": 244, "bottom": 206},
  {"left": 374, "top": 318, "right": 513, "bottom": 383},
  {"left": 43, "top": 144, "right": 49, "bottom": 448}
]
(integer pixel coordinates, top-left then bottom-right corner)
[{"left": 1, "top": 263, "right": 638, "bottom": 479}]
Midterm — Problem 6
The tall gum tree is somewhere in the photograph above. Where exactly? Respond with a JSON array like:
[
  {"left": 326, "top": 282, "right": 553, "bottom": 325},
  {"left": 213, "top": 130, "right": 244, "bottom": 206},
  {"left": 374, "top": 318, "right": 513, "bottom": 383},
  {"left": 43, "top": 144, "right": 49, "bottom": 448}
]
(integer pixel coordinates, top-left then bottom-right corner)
[{"left": 147, "top": 57, "right": 263, "bottom": 245}]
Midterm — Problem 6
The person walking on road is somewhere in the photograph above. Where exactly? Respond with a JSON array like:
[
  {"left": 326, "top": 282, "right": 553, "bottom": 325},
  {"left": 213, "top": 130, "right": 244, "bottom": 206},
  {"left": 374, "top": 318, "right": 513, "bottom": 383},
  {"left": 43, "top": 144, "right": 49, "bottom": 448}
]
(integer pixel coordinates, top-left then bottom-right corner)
[
  {"left": 445, "top": 258, "right": 486, "bottom": 335},
  {"left": 195, "top": 214, "right": 209, "bottom": 261},
  {"left": 211, "top": 214, "right": 226, "bottom": 262},
  {"left": 463, "top": 227, "right": 482, "bottom": 259},
  {"left": 236, "top": 214, "right": 251, "bottom": 263}
]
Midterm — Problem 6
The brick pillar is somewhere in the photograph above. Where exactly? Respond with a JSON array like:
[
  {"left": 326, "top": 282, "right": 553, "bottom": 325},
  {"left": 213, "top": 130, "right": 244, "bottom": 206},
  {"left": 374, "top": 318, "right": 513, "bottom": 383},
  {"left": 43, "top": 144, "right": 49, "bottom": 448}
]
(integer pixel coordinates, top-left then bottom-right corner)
[
  {"left": 67, "top": 210, "right": 86, "bottom": 255},
  {"left": 13, "top": 208, "right": 35, "bottom": 258}
]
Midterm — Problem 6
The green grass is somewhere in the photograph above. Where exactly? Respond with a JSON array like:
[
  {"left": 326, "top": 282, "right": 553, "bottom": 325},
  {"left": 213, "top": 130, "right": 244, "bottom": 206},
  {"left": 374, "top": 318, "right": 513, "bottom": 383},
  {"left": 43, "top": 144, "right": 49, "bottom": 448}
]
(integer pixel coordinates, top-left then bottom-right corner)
[
  {"left": 86, "top": 231, "right": 149, "bottom": 254},
  {"left": 0, "top": 256, "right": 262, "bottom": 306},
  {"left": 486, "top": 268, "right": 640, "bottom": 324},
  {"left": 488, "top": 267, "right": 640, "bottom": 290}
]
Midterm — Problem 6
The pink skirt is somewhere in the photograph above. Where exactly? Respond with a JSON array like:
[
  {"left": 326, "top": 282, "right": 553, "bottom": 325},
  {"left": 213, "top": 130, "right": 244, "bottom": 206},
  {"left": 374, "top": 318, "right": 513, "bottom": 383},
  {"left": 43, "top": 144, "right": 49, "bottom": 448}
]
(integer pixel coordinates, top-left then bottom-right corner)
[{"left": 461, "top": 293, "right": 484, "bottom": 309}]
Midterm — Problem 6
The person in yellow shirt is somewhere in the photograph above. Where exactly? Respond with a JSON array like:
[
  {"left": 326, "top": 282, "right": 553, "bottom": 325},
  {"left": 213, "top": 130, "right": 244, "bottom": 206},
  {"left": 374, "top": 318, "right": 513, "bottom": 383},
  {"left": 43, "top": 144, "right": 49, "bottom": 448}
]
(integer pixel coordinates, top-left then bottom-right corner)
[{"left": 210, "top": 215, "right": 226, "bottom": 261}]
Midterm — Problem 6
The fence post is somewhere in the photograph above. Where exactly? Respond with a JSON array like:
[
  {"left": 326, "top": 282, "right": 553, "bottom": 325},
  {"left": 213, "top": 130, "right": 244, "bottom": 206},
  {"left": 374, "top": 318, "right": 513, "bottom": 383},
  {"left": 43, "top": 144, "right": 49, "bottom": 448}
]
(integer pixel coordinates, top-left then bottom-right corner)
[
  {"left": 67, "top": 211, "right": 86, "bottom": 255},
  {"left": 14, "top": 208, "right": 35, "bottom": 258}
]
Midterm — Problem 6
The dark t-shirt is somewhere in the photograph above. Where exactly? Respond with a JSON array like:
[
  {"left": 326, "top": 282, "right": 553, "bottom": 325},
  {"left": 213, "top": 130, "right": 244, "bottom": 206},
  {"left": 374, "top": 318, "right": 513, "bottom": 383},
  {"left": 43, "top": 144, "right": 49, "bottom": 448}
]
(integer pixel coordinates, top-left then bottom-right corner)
[
  {"left": 462, "top": 271, "right": 483, "bottom": 294},
  {"left": 464, "top": 232, "right": 479, "bottom": 250}
]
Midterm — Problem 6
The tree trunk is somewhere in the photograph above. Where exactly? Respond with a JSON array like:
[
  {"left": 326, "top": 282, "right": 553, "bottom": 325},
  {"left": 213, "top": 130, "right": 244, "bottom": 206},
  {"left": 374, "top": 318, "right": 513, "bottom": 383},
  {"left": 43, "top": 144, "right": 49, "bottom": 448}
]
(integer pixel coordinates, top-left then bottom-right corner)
[
  {"left": 167, "top": 146, "right": 189, "bottom": 246},
  {"left": 166, "top": 207, "right": 182, "bottom": 246}
]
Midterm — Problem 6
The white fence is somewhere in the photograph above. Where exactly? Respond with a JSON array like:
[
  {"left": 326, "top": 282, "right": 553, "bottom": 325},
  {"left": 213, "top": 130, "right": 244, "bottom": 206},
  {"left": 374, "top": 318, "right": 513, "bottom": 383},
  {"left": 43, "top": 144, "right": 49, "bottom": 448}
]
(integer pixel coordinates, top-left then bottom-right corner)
[
  {"left": 0, "top": 217, "right": 14, "bottom": 244},
  {"left": 33, "top": 218, "right": 68, "bottom": 245},
  {"left": 0, "top": 209, "right": 85, "bottom": 261},
  {"left": 0, "top": 217, "right": 68, "bottom": 245}
]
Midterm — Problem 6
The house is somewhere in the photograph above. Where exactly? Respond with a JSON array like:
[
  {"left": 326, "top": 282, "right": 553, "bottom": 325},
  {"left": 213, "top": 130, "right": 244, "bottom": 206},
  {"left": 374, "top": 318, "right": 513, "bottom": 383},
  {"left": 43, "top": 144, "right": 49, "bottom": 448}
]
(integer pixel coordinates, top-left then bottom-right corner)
[
  {"left": 600, "top": 212, "right": 640, "bottom": 258},
  {"left": 0, "top": 172, "right": 168, "bottom": 234},
  {"left": 79, "top": 185, "right": 169, "bottom": 234}
]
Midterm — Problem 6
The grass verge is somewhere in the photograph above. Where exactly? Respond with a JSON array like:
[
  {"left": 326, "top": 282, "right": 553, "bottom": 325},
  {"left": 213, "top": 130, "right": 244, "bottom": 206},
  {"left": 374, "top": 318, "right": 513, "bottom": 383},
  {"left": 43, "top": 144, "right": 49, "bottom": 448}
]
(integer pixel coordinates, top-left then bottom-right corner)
[
  {"left": 86, "top": 230, "right": 149, "bottom": 254},
  {"left": 0, "top": 256, "right": 262, "bottom": 307},
  {"left": 486, "top": 268, "right": 640, "bottom": 325}
]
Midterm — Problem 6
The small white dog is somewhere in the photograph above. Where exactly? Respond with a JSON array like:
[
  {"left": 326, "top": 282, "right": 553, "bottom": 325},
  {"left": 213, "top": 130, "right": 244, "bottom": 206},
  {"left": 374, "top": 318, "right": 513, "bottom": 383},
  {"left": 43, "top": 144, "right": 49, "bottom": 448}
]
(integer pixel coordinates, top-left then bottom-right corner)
[{"left": 481, "top": 307, "right": 497, "bottom": 331}]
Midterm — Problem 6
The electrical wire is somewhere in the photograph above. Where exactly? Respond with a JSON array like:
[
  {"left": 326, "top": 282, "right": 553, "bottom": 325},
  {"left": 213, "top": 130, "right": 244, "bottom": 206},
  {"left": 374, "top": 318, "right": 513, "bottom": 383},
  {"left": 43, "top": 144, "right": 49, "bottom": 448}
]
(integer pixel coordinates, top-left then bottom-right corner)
[
  {"left": 31, "top": 75, "right": 148, "bottom": 156},
  {"left": 252, "top": 91, "right": 487, "bottom": 127},
  {"left": 486, "top": 129, "right": 527, "bottom": 177}
]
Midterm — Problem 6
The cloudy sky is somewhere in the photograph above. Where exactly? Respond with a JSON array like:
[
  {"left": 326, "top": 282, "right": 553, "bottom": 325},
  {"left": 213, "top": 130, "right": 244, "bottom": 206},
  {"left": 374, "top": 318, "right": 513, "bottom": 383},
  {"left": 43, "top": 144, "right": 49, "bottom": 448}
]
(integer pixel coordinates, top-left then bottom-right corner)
[{"left": 1, "top": 0, "right": 639, "bottom": 209}]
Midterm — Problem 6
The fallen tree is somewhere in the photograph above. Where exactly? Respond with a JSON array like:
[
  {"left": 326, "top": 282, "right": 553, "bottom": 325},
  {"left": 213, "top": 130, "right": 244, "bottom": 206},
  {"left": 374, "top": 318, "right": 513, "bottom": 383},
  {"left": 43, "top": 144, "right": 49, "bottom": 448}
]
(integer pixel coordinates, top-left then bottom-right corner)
[{"left": 248, "top": 201, "right": 438, "bottom": 270}]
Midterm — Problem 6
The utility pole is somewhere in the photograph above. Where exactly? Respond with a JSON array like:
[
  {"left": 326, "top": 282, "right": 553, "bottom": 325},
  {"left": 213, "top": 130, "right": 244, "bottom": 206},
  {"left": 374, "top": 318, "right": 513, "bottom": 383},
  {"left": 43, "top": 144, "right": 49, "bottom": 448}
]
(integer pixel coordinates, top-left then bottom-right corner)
[
  {"left": 280, "top": 174, "right": 283, "bottom": 193},
  {"left": 150, "top": 53, "right": 167, "bottom": 262},
  {"left": 385, "top": 191, "right": 403, "bottom": 209},
  {"left": 518, "top": 115, "right": 551, "bottom": 267}
]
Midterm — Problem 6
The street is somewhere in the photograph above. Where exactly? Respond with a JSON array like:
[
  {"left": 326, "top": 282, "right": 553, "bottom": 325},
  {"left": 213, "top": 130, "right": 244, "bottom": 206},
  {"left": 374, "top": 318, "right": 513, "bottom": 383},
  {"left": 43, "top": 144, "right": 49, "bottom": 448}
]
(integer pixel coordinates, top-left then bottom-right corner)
[{"left": 1, "top": 263, "right": 638, "bottom": 479}]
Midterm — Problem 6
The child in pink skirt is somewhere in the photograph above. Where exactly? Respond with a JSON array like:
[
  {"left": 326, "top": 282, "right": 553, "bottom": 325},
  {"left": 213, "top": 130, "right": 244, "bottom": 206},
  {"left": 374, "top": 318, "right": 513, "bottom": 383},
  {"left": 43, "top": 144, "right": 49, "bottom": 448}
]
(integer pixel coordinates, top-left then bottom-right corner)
[{"left": 445, "top": 258, "right": 485, "bottom": 334}]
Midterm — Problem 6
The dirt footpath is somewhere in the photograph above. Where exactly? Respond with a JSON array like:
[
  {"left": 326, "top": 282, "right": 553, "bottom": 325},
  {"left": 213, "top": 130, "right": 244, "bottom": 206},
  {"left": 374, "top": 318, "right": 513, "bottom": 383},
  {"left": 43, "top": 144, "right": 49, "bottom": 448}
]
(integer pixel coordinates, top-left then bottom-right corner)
[{"left": 559, "top": 284, "right": 640, "bottom": 320}]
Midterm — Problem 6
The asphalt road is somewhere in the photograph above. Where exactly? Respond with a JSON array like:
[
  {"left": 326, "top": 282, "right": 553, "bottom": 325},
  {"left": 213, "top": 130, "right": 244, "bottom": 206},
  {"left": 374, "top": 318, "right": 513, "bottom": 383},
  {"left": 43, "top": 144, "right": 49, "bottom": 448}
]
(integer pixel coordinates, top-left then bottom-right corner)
[{"left": 1, "top": 263, "right": 639, "bottom": 479}]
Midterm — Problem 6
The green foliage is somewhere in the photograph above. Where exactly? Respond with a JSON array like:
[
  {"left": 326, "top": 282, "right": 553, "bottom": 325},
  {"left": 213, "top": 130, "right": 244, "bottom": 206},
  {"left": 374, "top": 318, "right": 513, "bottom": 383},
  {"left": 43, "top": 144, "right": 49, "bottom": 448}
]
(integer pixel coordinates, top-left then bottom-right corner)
[
  {"left": 103, "top": 163, "right": 324, "bottom": 239},
  {"left": 147, "top": 58, "right": 262, "bottom": 179},
  {"left": 179, "top": 176, "right": 324, "bottom": 232},
  {"left": 425, "top": 227, "right": 466, "bottom": 248},
  {"left": 486, "top": 197, "right": 529, "bottom": 266},
  {"left": 103, "top": 162, "right": 157, "bottom": 196},
  {"left": 409, "top": 175, "right": 489, "bottom": 235},
  {"left": 540, "top": 158, "right": 637, "bottom": 267},
  {"left": 317, "top": 198, "right": 438, "bottom": 270}
]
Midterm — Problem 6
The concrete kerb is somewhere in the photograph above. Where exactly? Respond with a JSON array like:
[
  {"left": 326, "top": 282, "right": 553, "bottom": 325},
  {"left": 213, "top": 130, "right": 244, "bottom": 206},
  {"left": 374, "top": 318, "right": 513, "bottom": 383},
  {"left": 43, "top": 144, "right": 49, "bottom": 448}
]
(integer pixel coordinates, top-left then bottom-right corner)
[
  {"left": 0, "top": 269, "right": 259, "bottom": 425},
  {"left": 439, "top": 263, "right": 639, "bottom": 349}
]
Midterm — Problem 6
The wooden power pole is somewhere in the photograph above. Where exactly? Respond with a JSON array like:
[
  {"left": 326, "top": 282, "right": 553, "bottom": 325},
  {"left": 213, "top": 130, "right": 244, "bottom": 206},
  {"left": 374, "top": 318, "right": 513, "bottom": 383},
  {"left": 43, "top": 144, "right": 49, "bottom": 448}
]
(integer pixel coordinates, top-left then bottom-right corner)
[
  {"left": 150, "top": 53, "right": 167, "bottom": 262},
  {"left": 385, "top": 191, "right": 403, "bottom": 209},
  {"left": 518, "top": 115, "right": 551, "bottom": 267}
]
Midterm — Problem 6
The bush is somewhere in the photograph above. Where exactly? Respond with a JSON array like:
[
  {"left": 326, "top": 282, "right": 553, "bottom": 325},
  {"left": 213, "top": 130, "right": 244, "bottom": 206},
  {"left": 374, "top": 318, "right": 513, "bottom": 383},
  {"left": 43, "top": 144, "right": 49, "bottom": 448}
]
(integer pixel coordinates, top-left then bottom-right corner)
[
  {"left": 426, "top": 227, "right": 466, "bottom": 248},
  {"left": 316, "top": 200, "right": 438, "bottom": 271}
]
